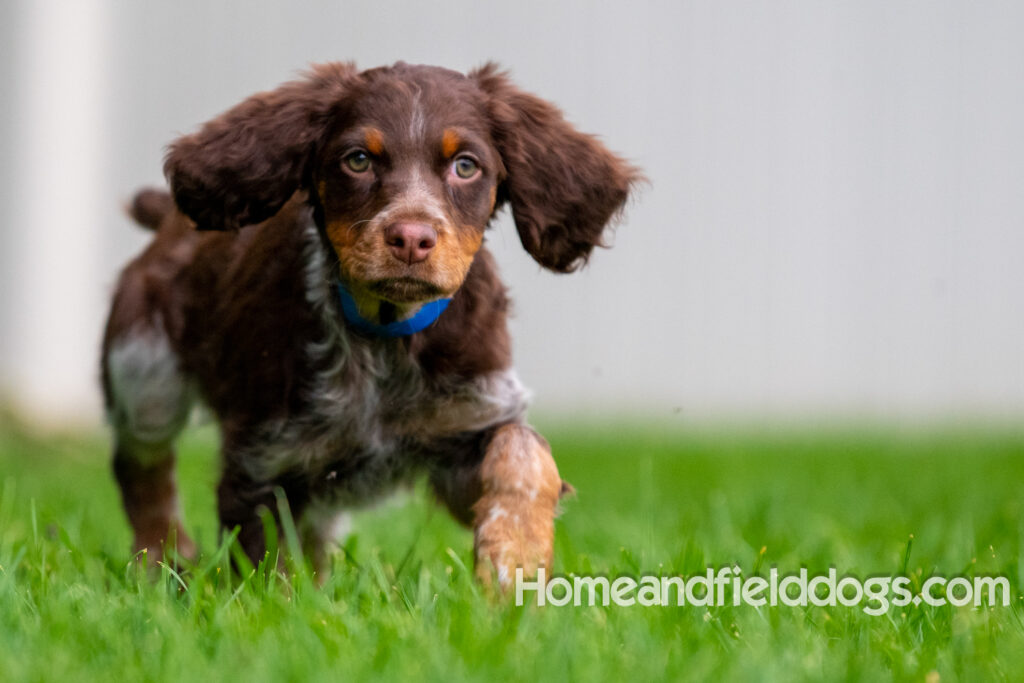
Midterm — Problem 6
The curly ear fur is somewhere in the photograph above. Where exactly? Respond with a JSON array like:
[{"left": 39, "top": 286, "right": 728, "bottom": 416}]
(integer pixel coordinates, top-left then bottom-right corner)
[
  {"left": 473, "top": 64, "right": 640, "bottom": 273},
  {"left": 164, "top": 62, "right": 359, "bottom": 230}
]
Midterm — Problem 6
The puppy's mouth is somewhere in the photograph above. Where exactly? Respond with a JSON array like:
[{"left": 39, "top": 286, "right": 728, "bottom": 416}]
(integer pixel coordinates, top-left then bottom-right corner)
[{"left": 369, "top": 277, "right": 446, "bottom": 304}]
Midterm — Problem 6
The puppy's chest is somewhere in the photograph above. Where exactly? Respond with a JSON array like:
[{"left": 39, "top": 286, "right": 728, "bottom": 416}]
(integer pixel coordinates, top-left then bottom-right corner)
[{"left": 245, "top": 340, "right": 527, "bottom": 491}]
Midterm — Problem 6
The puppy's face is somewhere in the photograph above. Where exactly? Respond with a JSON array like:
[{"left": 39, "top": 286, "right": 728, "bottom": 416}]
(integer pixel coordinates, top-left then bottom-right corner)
[
  {"left": 164, "top": 62, "right": 638, "bottom": 307},
  {"left": 313, "top": 70, "right": 500, "bottom": 306}
]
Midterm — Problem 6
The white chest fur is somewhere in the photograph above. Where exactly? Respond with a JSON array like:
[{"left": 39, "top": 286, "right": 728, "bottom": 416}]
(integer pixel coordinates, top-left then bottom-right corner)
[{"left": 239, "top": 222, "right": 529, "bottom": 495}]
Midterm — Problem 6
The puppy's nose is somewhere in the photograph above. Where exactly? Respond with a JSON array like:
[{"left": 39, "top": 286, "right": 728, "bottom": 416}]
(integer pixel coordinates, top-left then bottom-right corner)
[{"left": 384, "top": 221, "right": 437, "bottom": 264}]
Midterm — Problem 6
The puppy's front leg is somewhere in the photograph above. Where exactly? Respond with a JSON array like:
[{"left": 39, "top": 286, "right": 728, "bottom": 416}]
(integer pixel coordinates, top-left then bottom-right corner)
[{"left": 472, "top": 424, "right": 564, "bottom": 589}]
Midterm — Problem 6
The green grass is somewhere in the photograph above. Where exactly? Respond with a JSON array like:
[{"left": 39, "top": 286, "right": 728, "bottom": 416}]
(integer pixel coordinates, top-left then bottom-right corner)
[{"left": 2, "top": 412, "right": 1024, "bottom": 681}]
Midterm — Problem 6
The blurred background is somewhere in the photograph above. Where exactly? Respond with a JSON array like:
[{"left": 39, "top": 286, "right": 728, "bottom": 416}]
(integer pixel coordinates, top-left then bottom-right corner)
[{"left": 1, "top": 0, "right": 1022, "bottom": 427}]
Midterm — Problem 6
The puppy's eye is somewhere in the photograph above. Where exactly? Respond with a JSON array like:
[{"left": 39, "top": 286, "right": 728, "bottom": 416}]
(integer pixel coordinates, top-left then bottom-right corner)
[
  {"left": 452, "top": 156, "right": 479, "bottom": 179},
  {"left": 344, "top": 151, "right": 371, "bottom": 173}
]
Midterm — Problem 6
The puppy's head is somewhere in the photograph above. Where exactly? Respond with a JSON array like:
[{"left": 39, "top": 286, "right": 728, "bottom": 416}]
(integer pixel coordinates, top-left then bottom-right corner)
[{"left": 165, "top": 62, "right": 639, "bottom": 311}]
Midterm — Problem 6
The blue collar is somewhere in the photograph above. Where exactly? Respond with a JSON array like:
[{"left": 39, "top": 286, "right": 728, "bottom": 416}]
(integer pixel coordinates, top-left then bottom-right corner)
[{"left": 335, "top": 281, "right": 451, "bottom": 338}]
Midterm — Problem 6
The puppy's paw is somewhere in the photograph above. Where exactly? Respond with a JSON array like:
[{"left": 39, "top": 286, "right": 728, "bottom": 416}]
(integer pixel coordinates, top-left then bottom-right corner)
[{"left": 473, "top": 493, "right": 555, "bottom": 590}]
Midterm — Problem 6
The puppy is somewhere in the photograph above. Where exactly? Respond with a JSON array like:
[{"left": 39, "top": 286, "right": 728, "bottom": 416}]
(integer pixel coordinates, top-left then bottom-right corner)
[{"left": 101, "top": 62, "right": 637, "bottom": 587}]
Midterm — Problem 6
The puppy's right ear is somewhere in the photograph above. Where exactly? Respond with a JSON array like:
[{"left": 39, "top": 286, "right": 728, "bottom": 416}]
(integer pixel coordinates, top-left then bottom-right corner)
[
  {"left": 472, "top": 64, "right": 641, "bottom": 273},
  {"left": 164, "top": 62, "right": 359, "bottom": 230}
]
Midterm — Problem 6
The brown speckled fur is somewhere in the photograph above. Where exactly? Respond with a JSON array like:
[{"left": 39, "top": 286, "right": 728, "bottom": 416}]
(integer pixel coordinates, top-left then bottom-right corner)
[{"left": 101, "top": 61, "right": 639, "bottom": 586}]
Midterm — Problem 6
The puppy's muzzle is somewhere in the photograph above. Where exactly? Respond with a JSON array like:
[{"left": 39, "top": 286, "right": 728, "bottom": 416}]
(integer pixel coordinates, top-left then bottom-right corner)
[{"left": 385, "top": 221, "right": 437, "bottom": 265}]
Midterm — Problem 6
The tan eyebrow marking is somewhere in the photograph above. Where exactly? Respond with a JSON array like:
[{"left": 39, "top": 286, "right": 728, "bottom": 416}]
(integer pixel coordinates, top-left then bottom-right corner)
[
  {"left": 441, "top": 128, "right": 461, "bottom": 158},
  {"left": 364, "top": 128, "right": 384, "bottom": 156}
]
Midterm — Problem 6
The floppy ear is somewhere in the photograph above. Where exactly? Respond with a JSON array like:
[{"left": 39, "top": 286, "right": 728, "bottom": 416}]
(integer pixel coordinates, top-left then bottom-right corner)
[
  {"left": 164, "top": 62, "right": 359, "bottom": 230},
  {"left": 472, "top": 64, "right": 640, "bottom": 272}
]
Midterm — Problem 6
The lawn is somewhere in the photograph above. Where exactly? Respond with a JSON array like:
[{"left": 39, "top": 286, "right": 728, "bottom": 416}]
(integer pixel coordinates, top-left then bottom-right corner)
[{"left": 1, "top": 411, "right": 1023, "bottom": 681}]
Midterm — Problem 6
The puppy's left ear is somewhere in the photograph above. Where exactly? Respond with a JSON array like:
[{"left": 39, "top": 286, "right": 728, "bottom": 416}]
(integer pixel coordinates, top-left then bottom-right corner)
[
  {"left": 473, "top": 64, "right": 642, "bottom": 272},
  {"left": 165, "top": 62, "right": 359, "bottom": 230}
]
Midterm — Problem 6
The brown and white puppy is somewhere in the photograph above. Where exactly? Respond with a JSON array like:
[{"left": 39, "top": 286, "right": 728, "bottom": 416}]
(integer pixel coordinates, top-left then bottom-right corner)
[{"left": 101, "top": 62, "right": 637, "bottom": 587}]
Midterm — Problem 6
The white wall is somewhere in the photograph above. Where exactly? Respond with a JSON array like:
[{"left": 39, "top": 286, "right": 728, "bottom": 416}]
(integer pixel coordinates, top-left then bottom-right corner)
[
  {"left": 2, "top": 0, "right": 1023, "bottom": 423},
  {"left": 5, "top": 0, "right": 112, "bottom": 421}
]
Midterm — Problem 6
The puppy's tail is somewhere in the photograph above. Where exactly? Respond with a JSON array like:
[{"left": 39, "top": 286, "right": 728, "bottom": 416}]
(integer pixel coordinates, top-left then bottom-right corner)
[{"left": 125, "top": 188, "right": 174, "bottom": 231}]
